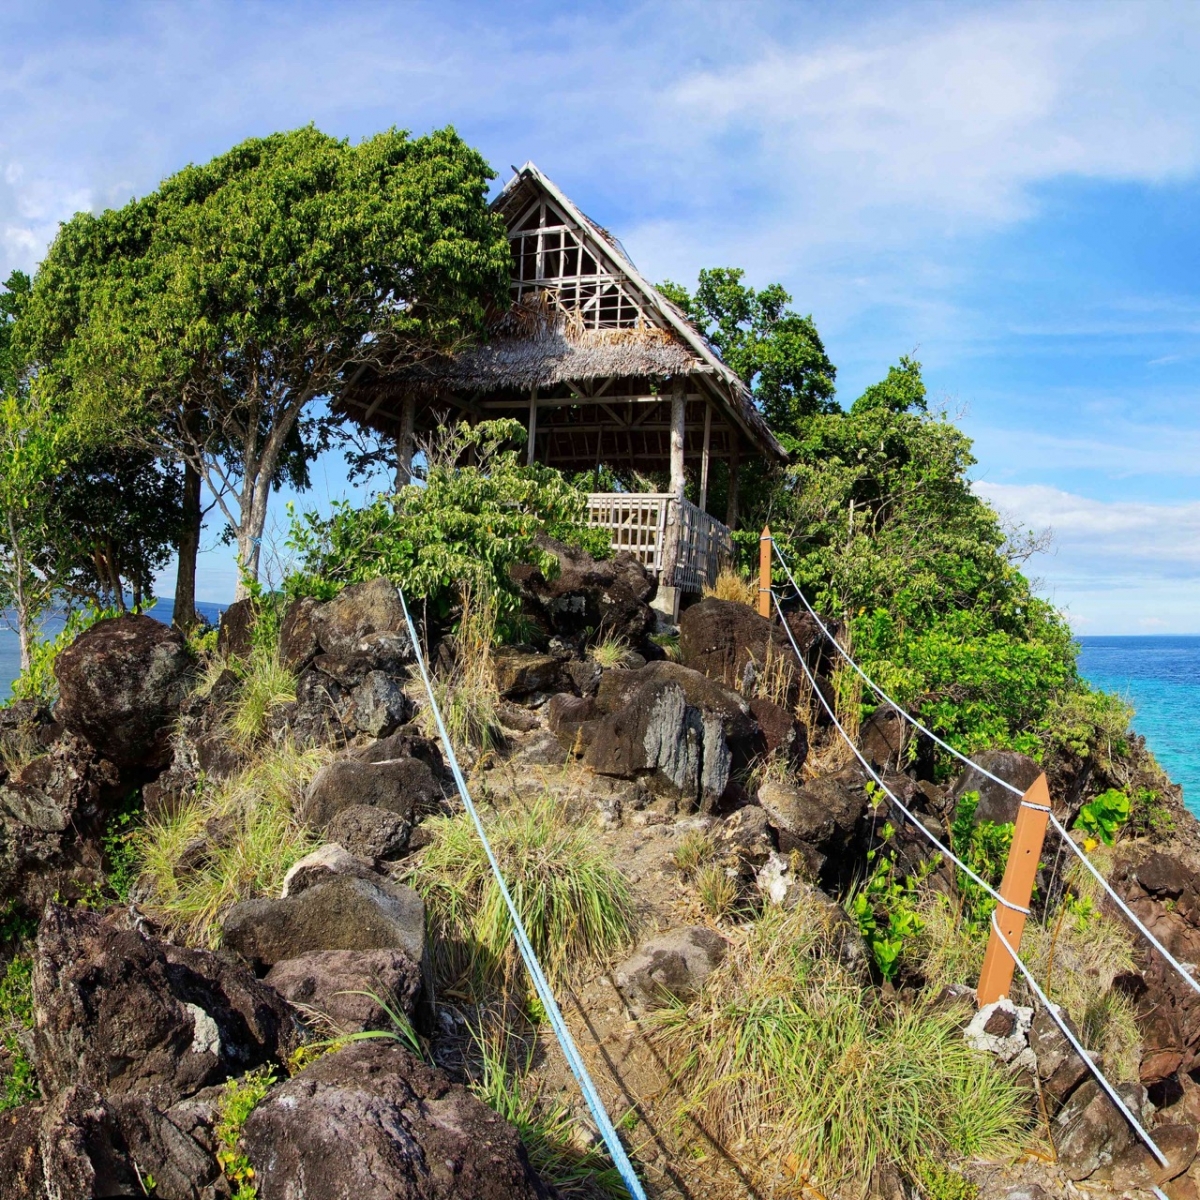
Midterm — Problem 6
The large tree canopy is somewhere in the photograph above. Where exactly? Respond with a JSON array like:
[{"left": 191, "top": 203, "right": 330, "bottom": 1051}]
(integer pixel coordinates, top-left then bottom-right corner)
[{"left": 20, "top": 124, "right": 511, "bottom": 597}]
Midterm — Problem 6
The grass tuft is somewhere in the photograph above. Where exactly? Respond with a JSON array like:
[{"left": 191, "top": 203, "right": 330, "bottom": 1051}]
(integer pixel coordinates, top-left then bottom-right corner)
[
  {"left": 411, "top": 792, "right": 637, "bottom": 996},
  {"left": 588, "top": 637, "right": 629, "bottom": 669},
  {"left": 229, "top": 647, "right": 297, "bottom": 750},
  {"left": 702, "top": 568, "right": 756, "bottom": 607},
  {"left": 672, "top": 827, "right": 716, "bottom": 878},
  {"left": 695, "top": 863, "right": 740, "bottom": 921},
  {"left": 136, "top": 741, "right": 327, "bottom": 947},
  {"left": 653, "top": 902, "right": 1027, "bottom": 1194}
]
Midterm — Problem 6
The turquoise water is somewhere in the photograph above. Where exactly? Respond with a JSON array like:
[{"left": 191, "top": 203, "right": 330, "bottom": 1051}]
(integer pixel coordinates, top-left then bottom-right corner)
[
  {"left": 0, "top": 599, "right": 226, "bottom": 704},
  {"left": 1077, "top": 636, "right": 1200, "bottom": 815}
]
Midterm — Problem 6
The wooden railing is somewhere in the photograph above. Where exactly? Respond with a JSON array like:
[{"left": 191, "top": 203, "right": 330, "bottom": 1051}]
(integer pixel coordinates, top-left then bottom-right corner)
[{"left": 586, "top": 492, "right": 731, "bottom": 591}]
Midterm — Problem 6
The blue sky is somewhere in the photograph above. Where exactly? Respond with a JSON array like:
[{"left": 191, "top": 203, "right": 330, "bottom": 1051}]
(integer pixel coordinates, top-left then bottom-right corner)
[{"left": 3, "top": 0, "right": 1199, "bottom": 632}]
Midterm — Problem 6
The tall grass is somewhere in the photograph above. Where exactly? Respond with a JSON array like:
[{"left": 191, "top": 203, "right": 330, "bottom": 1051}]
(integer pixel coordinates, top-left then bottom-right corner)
[
  {"left": 411, "top": 792, "right": 637, "bottom": 995},
  {"left": 470, "top": 1021, "right": 627, "bottom": 1200},
  {"left": 588, "top": 637, "right": 628, "bottom": 669},
  {"left": 229, "top": 646, "right": 297, "bottom": 750},
  {"left": 654, "top": 902, "right": 1027, "bottom": 1195},
  {"left": 136, "top": 741, "right": 327, "bottom": 946},
  {"left": 702, "top": 568, "right": 756, "bottom": 607}
]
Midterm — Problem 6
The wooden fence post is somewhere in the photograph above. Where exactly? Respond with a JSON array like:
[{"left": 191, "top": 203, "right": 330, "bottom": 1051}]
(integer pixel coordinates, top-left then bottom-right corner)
[
  {"left": 758, "top": 526, "right": 772, "bottom": 619},
  {"left": 976, "top": 772, "right": 1052, "bottom": 1006}
]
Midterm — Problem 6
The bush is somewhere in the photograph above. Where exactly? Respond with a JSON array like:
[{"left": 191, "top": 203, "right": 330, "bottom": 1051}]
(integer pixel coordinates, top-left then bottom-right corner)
[
  {"left": 286, "top": 419, "right": 610, "bottom": 630},
  {"left": 0, "top": 954, "right": 37, "bottom": 1111},
  {"left": 136, "top": 741, "right": 326, "bottom": 946},
  {"left": 653, "top": 902, "right": 1026, "bottom": 1195},
  {"left": 411, "top": 792, "right": 637, "bottom": 997}
]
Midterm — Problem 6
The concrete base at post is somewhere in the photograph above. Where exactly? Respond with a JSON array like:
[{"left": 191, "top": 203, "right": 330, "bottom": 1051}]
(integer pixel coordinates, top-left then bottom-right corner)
[{"left": 651, "top": 585, "right": 681, "bottom": 624}]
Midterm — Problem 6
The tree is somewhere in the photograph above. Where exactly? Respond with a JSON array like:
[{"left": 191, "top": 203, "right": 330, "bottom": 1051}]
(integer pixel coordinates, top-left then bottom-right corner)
[
  {"left": 20, "top": 124, "right": 511, "bottom": 602},
  {"left": 660, "top": 267, "right": 838, "bottom": 441}
]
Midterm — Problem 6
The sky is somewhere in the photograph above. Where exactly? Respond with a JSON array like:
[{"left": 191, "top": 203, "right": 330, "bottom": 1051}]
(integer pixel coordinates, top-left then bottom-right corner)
[{"left": 3, "top": 0, "right": 1199, "bottom": 633}]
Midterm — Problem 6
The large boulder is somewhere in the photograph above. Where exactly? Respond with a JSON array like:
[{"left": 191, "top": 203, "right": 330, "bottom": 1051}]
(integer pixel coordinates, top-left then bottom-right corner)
[
  {"left": 949, "top": 749, "right": 1042, "bottom": 825},
  {"left": 679, "top": 598, "right": 799, "bottom": 694},
  {"left": 265, "top": 949, "right": 423, "bottom": 1033},
  {"left": 301, "top": 755, "right": 440, "bottom": 830},
  {"left": 325, "top": 804, "right": 412, "bottom": 860},
  {"left": 216, "top": 597, "right": 256, "bottom": 659},
  {"left": 53, "top": 614, "right": 193, "bottom": 769},
  {"left": 279, "top": 595, "right": 323, "bottom": 671},
  {"left": 221, "top": 874, "right": 426, "bottom": 973},
  {"left": 313, "top": 577, "right": 408, "bottom": 658},
  {"left": 492, "top": 648, "right": 566, "bottom": 698},
  {"left": 242, "top": 1040, "right": 552, "bottom": 1200},
  {"left": 510, "top": 534, "right": 656, "bottom": 646},
  {"left": 1054, "top": 1079, "right": 1145, "bottom": 1181},
  {"left": 614, "top": 926, "right": 729, "bottom": 1012},
  {"left": 32, "top": 905, "right": 296, "bottom": 1109},
  {"left": 757, "top": 776, "right": 867, "bottom": 874}
]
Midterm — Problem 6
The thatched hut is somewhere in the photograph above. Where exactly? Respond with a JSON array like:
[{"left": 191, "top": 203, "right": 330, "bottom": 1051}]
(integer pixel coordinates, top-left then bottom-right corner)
[{"left": 339, "top": 163, "right": 786, "bottom": 616}]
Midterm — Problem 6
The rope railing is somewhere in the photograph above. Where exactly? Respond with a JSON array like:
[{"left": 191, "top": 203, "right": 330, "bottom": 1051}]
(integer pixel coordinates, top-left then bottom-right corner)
[
  {"left": 397, "top": 588, "right": 648, "bottom": 1200},
  {"left": 770, "top": 585, "right": 1173, "bottom": 1183},
  {"left": 769, "top": 536, "right": 1200, "bottom": 1004}
]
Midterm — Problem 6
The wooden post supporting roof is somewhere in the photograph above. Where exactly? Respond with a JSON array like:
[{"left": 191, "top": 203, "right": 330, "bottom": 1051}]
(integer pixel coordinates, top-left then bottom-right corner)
[
  {"left": 669, "top": 380, "right": 686, "bottom": 499},
  {"left": 394, "top": 394, "right": 415, "bottom": 490},
  {"left": 699, "top": 401, "right": 712, "bottom": 512},
  {"left": 527, "top": 388, "right": 538, "bottom": 466},
  {"left": 726, "top": 447, "right": 740, "bottom": 531}
]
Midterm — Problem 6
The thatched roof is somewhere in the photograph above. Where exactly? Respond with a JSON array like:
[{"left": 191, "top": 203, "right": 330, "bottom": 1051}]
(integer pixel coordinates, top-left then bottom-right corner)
[{"left": 340, "top": 163, "right": 786, "bottom": 464}]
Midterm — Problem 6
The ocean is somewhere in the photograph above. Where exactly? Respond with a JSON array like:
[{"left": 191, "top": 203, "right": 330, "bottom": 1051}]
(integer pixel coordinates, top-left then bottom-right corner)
[
  {"left": 1, "top": 616, "right": 1197, "bottom": 812},
  {"left": 0, "top": 598, "right": 227, "bottom": 705},
  {"left": 1076, "top": 636, "right": 1200, "bottom": 815}
]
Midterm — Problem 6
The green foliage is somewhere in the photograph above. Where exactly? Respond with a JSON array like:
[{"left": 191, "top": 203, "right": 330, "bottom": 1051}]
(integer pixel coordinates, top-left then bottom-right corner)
[
  {"left": 0, "top": 954, "right": 38, "bottom": 1111},
  {"left": 20, "top": 124, "right": 511, "bottom": 589},
  {"left": 99, "top": 791, "right": 146, "bottom": 905},
  {"left": 1076, "top": 788, "right": 1130, "bottom": 846},
  {"left": 411, "top": 792, "right": 637, "bottom": 997},
  {"left": 1127, "top": 785, "right": 1176, "bottom": 840},
  {"left": 287, "top": 419, "right": 609, "bottom": 627},
  {"left": 654, "top": 902, "right": 1025, "bottom": 1194},
  {"left": 948, "top": 792, "right": 1013, "bottom": 933},
  {"left": 850, "top": 830, "right": 931, "bottom": 981},
  {"left": 470, "top": 1023, "right": 627, "bottom": 1199},
  {"left": 909, "top": 1157, "right": 978, "bottom": 1200},
  {"left": 215, "top": 1066, "right": 277, "bottom": 1198}
]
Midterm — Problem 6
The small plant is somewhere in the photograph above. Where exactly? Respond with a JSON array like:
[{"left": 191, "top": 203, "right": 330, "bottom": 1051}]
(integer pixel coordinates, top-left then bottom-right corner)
[
  {"left": 1076, "top": 788, "right": 1130, "bottom": 847},
  {"left": 702, "top": 567, "right": 756, "bottom": 607},
  {"left": 1127, "top": 785, "right": 1175, "bottom": 840},
  {"left": 696, "top": 862, "right": 740, "bottom": 921},
  {"left": 412, "top": 792, "right": 637, "bottom": 996},
  {"left": 99, "top": 790, "right": 145, "bottom": 904},
  {"left": 229, "top": 649, "right": 297, "bottom": 750},
  {"left": 909, "top": 1157, "right": 978, "bottom": 1200},
  {"left": 648, "top": 632, "right": 681, "bottom": 662},
  {"left": 589, "top": 637, "right": 629, "bottom": 669},
  {"left": 215, "top": 1066, "right": 277, "bottom": 1198},
  {"left": 849, "top": 826, "right": 934, "bottom": 981},
  {"left": 0, "top": 954, "right": 38, "bottom": 1111},
  {"left": 0, "top": 720, "right": 43, "bottom": 778},
  {"left": 948, "top": 792, "right": 1013, "bottom": 933},
  {"left": 672, "top": 828, "right": 716, "bottom": 878},
  {"left": 470, "top": 1023, "right": 627, "bottom": 1198}
]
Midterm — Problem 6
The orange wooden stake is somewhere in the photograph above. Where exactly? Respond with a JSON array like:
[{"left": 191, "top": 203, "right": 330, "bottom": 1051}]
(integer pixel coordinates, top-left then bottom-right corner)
[
  {"left": 758, "top": 526, "right": 772, "bottom": 619},
  {"left": 976, "top": 772, "right": 1052, "bottom": 1006}
]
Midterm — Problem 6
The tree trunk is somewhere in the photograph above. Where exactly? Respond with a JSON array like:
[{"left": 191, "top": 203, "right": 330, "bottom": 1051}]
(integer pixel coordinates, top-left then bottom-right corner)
[
  {"left": 15, "top": 601, "right": 31, "bottom": 674},
  {"left": 173, "top": 461, "right": 202, "bottom": 631},
  {"left": 234, "top": 471, "right": 272, "bottom": 600}
]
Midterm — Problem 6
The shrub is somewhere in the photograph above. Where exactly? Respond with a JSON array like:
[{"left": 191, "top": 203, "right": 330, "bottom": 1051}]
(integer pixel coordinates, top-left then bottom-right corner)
[
  {"left": 0, "top": 954, "right": 37, "bottom": 1111},
  {"left": 136, "top": 742, "right": 326, "bottom": 946},
  {"left": 1075, "top": 788, "right": 1130, "bottom": 846},
  {"left": 411, "top": 792, "right": 637, "bottom": 996},
  {"left": 702, "top": 567, "right": 755, "bottom": 607},
  {"left": 215, "top": 1065, "right": 277, "bottom": 1199},
  {"left": 653, "top": 903, "right": 1026, "bottom": 1195},
  {"left": 286, "top": 419, "right": 610, "bottom": 629}
]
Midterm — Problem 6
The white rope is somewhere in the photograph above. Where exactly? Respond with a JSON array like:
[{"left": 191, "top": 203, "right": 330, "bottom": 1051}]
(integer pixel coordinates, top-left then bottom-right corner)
[
  {"left": 770, "top": 590, "right": 1008, "bottom": 910},
  {"left": 990, "top": 913, "right": 1171, "bottom": 1171},
  {"left": 770, "top": 537, "right": 1200, "bottom": 1004},
  {"left": 397, "top": 588, "right": 647, "bottom": 1200},
  {"left": 1047, "top": 813, "right": 1200, "bottom": 999},
  {"left": 770, "top": 540, "right": 1025, "bottom": 798},
  {"left": 774, "top": 580, "right": 1174, "bottom": 1175}
]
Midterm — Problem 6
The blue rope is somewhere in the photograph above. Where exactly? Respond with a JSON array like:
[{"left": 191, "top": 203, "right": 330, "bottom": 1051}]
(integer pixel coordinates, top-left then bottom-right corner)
[{"left": 397, "top": 588, "right": 647, "bottom": 1200}]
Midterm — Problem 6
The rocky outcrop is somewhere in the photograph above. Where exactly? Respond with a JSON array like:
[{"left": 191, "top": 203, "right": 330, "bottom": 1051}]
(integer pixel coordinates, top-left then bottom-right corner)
[
  {"left": 33, "top": 905, "right": 296, "bottom": 1108},
  {"left": 265, "top": 949, "right": 423, "bottom": 1033},
  {"left": 614, "top": 926, "right": 729, "bottom": 1012},
  {"left": 242, "top": 1040, "right": 552, "bottom": 1200},
  {"left": 757, "top": 776, "right": 867, "bottom": 879},
  {"left": 221, "top": 874, "right": 426, "bottom": 973},
  {"left": 312, "top": 577, "right": 410, "bottom": 659},
  {"left": 53, "top": 614, "right": 193, "bottom": 769},
  {"left": 948, "top": 749, "right": 1042, "bottom": 824},
  {"left": 302, "top": 754, "right": 440, "bottom": 831},
  {"left": 679, "top": 598, "right": 799, "bottom": 695},
  {"left": 510, "top": 534, "right": 656, "bottom": 648}
]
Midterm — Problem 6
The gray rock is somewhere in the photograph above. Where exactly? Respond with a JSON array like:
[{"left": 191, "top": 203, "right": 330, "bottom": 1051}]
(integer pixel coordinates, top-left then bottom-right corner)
[
  {"left": 242, "top": 1040, "right": 553, "bottom": 1200},
  {"left": 1030, "top": 1005, "right": 1090, "bottom": 1108},
  {"left": 757, "top": 777, "right": 865, "bottom": 859},
  {"left": 265, "top": 949, "right": 422, "bottom": 1033},
  {"left": 281, "top": 843, "right": 381, "bottom": 897},
  {"left": 964, "top": 999, "right": 1034, "bottom": 1067},
  {"left": 221, "top": 874, "right": 426, "bottom": 972},
  {"left": 53, "top": 614, "right": 193, "bottom": 769},
  {"left": 325, "top": 803, "right": 412, "bottom": 860},
  {"left": 349, "top": 671, "right": 411, "bottom": 737},
  {"left": 1054, "top": 1078, "right": 1145, "bottom": 1180},
  {"left": 301, "top": 756, "right": 440, "bottom": 830},
  {"left": 614, "top": 926, "right": 729, "bottom": 1012},
  {"left": 949, "top": 749, "right": 1042, "bottom": 825},
  {"left": 314, "top": 577, "right": 407, "bottom": 658}
]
